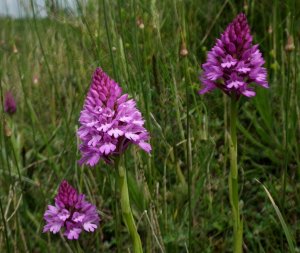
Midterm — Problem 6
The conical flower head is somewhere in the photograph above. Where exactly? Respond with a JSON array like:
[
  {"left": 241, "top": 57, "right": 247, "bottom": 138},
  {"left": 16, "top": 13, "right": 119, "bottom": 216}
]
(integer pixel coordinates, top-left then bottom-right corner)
[
  {"left": 77, "top": 68, "right": 151, "bottom": 166},
  {"left": 56, "top": 180, "right": 79, "bottom": 208},
  {"left": 199, "top": 13, "right": 268, "bottom": 97},
  {"left": 4, "top": 91, "right": 16, "bottom": 115},
  {"left": 43, "top": 180, "right": 100, "bottom": 240}
]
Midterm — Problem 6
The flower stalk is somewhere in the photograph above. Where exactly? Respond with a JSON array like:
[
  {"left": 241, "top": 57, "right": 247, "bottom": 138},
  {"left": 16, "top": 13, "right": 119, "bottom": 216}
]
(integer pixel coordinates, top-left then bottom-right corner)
[
  {"left": 229, "top": 97, "right": 243, "bottom": 253},
  {"left": 115, "top": 158, "right": 143, "bottom": 253}
]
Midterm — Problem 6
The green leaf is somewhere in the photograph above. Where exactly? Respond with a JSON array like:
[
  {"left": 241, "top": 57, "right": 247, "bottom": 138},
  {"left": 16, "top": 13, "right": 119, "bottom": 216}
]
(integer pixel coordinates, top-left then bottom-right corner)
[{"left": 255, "top": 179, "right": 295, "bottom": 253}]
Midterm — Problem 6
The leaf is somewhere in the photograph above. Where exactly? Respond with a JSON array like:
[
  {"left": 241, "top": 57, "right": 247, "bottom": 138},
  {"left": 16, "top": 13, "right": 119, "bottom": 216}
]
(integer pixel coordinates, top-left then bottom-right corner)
[{"left": 255, "top": 179, "right": 295, "bottom": 253}]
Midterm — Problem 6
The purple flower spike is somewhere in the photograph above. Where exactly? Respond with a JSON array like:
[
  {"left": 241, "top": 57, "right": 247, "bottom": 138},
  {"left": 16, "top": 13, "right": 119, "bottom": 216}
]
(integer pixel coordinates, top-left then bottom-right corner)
[
  {"left": 199, "top": 13, "right": 268, "bottom": 97},
  {"left": 4, "top": 92, "right": 16, "bottom": 115},
  {"left": 43, "top": 180, "right": 100, "bottom": 240},
  {"left": 78, "top": 68, "right": 151, "bottom": 166}
]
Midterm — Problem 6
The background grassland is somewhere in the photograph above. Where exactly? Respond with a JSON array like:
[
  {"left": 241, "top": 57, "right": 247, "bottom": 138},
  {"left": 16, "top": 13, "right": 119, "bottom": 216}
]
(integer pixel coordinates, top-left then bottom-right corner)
[{"left": 0, "top": 0, "right": 299, "bottom": 252}]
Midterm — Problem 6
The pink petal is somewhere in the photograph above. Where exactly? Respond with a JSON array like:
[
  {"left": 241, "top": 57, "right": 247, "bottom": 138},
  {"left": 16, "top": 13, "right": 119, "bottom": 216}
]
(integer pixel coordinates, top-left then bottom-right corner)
[
  {"left": 97, "top": 123, "right": 112, "bottom": 132},
  {"left": 138, "top": 142, "right": 152, "bottom": 153},
  {"left": 241, "top": 89, "right": 256, "bottom": 97},
  {"left": 119, "top": 116, "right": 132, "bottom": 123},
  {"left": 44, "top": 222, "right": 63, "bottom": 234},
  {"left": 83, "top": 222, "right": 98, "bottom": 232},
  {"left": 72, "top": 212, "right": 85, "bottom": 222},
  {"left": 65, "top": 228, "right": 82, "bottom": 240},
  {"left": 58, "top": 209, "right": 70, "bottom": 221},
  {"left": 107, "top": 128, "right": 123, "bottom": 138},
  {"left": 99, "top": 143, "right": 116, "bottom": 155},
  {"left": 125, "top": 132, "right": 139, "bottom": 141}
]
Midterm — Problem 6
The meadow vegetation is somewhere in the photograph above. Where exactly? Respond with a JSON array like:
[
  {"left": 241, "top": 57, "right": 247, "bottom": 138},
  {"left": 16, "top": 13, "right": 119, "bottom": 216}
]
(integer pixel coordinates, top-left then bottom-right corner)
[{"left": 0, "top": 0, "right": 299, "bottom": 252}]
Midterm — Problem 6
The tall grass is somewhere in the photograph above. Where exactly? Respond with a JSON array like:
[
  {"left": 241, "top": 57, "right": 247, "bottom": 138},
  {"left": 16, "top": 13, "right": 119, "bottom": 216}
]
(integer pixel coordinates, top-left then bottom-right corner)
[{"left": 0, "top": 0, "right": 299, "bottom": 252}]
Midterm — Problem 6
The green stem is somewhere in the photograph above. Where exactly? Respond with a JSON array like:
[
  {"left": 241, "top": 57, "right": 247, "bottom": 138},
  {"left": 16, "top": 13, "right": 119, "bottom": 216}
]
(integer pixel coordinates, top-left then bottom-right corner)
[
  {"left": 184, "top": 57, "right": 192, "bottom": 251},
  {"left": 0, "top": 197, "right": 10, "bottom": 253},
  {"left": 229, "top": 97, "right": 243, "bottom": 253},
  {"left": 114, "top": 173, "right": 121, "bottom": 253},
  {"left": 115, "top": 159, "right": 143, "bottom": 253}
]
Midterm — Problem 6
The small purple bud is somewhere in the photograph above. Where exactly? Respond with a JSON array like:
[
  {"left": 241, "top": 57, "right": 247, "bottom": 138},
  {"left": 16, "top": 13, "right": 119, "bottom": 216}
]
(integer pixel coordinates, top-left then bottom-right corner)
[{"left": 4, "top": 92, "right": 16, "bottom": 115}]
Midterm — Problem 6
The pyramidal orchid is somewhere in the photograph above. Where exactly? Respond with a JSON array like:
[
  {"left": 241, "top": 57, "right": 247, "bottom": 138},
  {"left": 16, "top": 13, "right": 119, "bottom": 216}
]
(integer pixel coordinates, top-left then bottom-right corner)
[
  {"left": 199, "top": 13, "right": 268, "bottom": 97},
  {"left": 78, "top": 67, "right": 151, "bottom": 166},
  {"left": 78, "top": 68, "right": 151, "bottom": 253},
  {"left": 43, "top": 180, "right": 100, "bottom": 240},
  {"left": 199, "top": 14, "right": 269, "bottom": 253}
]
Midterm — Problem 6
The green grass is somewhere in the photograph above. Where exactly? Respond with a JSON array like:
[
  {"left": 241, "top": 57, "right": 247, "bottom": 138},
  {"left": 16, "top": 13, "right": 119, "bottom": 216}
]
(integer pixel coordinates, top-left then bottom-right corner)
[{"left": 0, "top": 0, "right": 299, "bottom": 252}]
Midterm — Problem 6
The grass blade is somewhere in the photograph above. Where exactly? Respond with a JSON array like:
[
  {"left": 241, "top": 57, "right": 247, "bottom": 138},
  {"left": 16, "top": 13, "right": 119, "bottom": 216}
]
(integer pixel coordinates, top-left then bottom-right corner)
[{"left": 255, "top": 179, "right": 295, "bottom": 253}]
